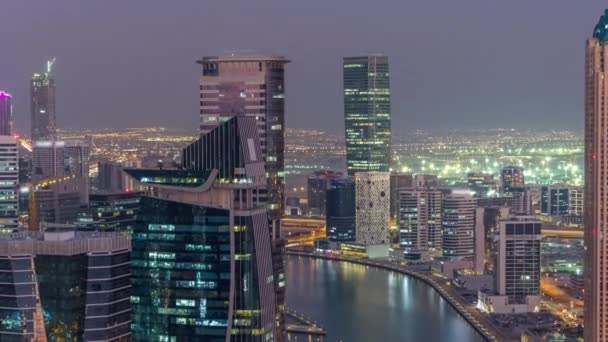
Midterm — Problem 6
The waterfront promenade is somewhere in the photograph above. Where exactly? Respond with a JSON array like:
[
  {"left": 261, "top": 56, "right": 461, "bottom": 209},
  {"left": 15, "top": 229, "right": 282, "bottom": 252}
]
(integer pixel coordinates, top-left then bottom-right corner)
[{"left": 287, "top": 251, "right": 506, "bottom": 342}]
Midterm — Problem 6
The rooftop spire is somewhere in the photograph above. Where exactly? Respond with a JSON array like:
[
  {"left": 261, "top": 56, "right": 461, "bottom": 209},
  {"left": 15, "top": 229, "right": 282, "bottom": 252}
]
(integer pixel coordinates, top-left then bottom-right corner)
[{"left": 593, "top": 9, "right": 608, "bottom": 41}]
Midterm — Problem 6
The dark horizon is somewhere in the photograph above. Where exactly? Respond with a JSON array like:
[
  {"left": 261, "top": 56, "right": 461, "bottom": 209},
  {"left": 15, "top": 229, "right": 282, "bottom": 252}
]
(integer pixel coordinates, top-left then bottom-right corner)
[{"left": 0, "top": 1, "right": 604, "bottom": 134}]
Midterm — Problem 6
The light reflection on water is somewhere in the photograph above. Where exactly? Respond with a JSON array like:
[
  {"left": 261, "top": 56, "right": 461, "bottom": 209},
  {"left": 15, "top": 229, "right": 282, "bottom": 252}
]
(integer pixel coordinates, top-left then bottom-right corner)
[{"left": 286, "top": 256, "right": 485, "bottom": 342}]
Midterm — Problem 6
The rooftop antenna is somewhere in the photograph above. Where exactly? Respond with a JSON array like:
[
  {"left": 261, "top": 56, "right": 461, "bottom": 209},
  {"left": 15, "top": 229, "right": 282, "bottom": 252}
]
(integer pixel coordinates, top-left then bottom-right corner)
[{"left": 46, "top": 58, "right": 56, "bottom": 75}]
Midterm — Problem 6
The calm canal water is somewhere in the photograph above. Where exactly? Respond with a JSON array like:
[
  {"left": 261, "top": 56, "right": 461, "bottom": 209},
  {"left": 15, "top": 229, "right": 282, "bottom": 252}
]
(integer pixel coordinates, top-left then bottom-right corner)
[{"left": 286, "top": 256, "right": 485, "bottom": 342}]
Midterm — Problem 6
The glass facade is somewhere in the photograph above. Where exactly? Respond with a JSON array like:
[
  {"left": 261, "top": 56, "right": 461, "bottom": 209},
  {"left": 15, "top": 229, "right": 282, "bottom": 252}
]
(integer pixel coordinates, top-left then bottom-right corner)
[
  {"left": 0, "top": 256, "right": 37, "bottom": 341},
  {"left": 76, "top": 192, "right": 141, "bottom": 232},
  {"left": 326, "top": 178, "right": 356, "bottom": 241},
  {"left": 31, "top": 60, "right": 56, "bottom": 141},
  {"left": 132, "top": 196, "right": 273, "bottom": 341},
  {"left": 343, "top": 55, "right": 391, "bottom": 175}
]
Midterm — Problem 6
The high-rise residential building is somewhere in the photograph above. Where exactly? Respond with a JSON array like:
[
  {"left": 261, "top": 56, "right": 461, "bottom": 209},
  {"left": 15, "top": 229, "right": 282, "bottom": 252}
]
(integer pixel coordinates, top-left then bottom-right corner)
[
  {"left": 0, "top": 91, "right": 13, "bottom": 135},
  {"left": 390, "top": 172, "right": 413, "bottom": 222},
  {"left": 76, "top": 191, "right": 141, "bottom": 232},
  {"left": 355, "top": 172, "right": 390, "bottom": 246},
  {"left": 500, "top": 166, "right": 524, "bottom": 192},
  {"left": 0, "top": 136, "right": 19, "bottom": 231},
  {"left": 442, "top": 190, "right": 476, "bottom": 260},
  {"left": 326, "top": 177, "right": 356, "bottom": 241},
  {"left": 0, "top": 230, "right": 131, "bottom": 341},
  {"left": 478, "top": 216, "right": 541, "bottom": 314},
  {"left": 585, "top": 10, "right": 608, "bottom": 340},
  {"left": 130, "top": 116, "right": 282, "bottom": 341},
  {"left": 32, "top": 138, "right": 90, "bottom": 181},
  {"left": 196, "top": 54, "right": 289, "bottom": 239},
  {"left": 343, "top": 55, "right": 391, "bottom": 175},
  {"left": 31, "top": 59, "right": 56, "bottom": 141},
  {"left": 398, "top": 188, "right": 442, "bottom": 259},
  {"left": 496, "top": 217, "right": 541, "bottom": 306},
  {"left": 307, "top": 169, "right": 344, "bottom": 216},
  {"left": 540, "top": 184, "right": 583, "bottom": 216}
]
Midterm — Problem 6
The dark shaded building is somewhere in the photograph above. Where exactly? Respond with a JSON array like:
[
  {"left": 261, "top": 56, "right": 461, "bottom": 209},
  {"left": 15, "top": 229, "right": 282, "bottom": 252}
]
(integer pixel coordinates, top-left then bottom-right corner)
[
  {"left": 390, "top": 172, "right": 413, "bottom": 222},
  {"left": 343, "top": 55, "right": 391, "bottom": 175},
  {"left": 0, "top": 91, "right": 12, "bottom": 135},
  {"left": 326, "top": 177, "right": 356, "bottom": 241},
  {"left": 0, "top": 230, "right": 131, "bottom": 341},
  {"left": 197, "top": 54, "right": 289, "bottom": 240},
  {"left": 76, "top": 191, "right": 140, "bottom": 232},
  {"left": 97, "top": 160, "right": 142, "bottom": 192},
  {"left": 130, "top": 116, "right": 281, "bottom": 341},
  {"left": 34, "top": 176, "right": 88, "bottom": 227},
  {"left": 307, "top": 170, "right": 344, "bottom": 216},
  {"left": 31, "top": 59, "right": 56, "bottom": 141}
]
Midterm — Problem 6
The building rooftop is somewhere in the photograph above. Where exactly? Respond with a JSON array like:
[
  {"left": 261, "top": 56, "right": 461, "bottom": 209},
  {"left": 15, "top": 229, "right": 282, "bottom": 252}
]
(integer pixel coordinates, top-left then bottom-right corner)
[
  {"left": 197, "top": 53, "right": 290, "bottom": 64},
  {"left": 0, "top": 230, "right": 130, "bottom": 256},
  {"left": 124, "top": 168, "right": 213, "bottom": 188}
]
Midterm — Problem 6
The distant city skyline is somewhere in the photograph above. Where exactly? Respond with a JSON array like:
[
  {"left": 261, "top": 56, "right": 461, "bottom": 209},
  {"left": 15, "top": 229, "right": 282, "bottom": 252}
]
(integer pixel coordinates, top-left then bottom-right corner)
[{"left": 0, "top": 1, "right": 605, "bottom": 133}]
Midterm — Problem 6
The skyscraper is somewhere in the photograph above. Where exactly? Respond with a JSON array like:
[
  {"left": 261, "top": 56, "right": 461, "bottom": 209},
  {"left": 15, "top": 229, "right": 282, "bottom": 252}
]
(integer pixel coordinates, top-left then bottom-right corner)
[
  {"left": 398, "top": 188, "right": 442, "bottom": 259},
  {"left": 355, "top": 172, "right": 390, "bottom": 246},
  {"left": 0, "top": 91, "right": 13, "bottom": 135},
  {"left": 0, "top": 136, "right": 19, "bottom": 231},
  {"left": 442, "top": 190, "right": 476, "bottom": 260},
  {"left": 585, "top": 9, "right": 608, "bottom": 340},
  {"left": 31, "top": 58, "right": 56, "bottom": 141},
  {"left": 343, "top": 55, "right": 391, "bottom": 175},
  {"left": 130, "top": 116, "right": 281, "bottom": 341},
  {"left": 307, "top": 169, "right": 344, "bottom": 216},
  {"left": 0, "top": 230, "right": 131, "bottom": 341},
  {"left": 196, "top": 54, "right": 289, "bottom": 239},
  {"left": 326, "top": 177, "right": 356, "bottom": 241},
  {"left": 32, "top": 138, "right": 91, "bottom": 181}
]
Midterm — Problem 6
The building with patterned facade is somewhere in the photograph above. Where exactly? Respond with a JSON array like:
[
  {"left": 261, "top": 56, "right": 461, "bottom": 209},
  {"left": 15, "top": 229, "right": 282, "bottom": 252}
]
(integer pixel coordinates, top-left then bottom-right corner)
[
  {"left": 343, "top": 55, "right": 391, "bottom": 175},
  {"left": 354, "top": 172, "right": 390, "bottom": 246}
]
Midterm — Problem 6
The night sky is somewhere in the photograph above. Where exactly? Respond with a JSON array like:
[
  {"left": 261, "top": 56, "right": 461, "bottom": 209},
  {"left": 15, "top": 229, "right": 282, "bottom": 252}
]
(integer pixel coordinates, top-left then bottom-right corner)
[{"left": 0, "top": 1, "right": 604, "bottom": 133}]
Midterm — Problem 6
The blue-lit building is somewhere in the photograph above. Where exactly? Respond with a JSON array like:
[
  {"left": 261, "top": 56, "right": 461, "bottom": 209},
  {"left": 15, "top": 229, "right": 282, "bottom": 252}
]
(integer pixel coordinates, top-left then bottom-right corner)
[
  {"left": 0, "top": 230, "right": 131, "bottom": 341},
  {"left": 128, "top": 116, "right": 280, "bottom": 341},
  {"left": 76, "top": 191, "right": 141, "bottom": 232},
  {"left": 326, "top": 177, "right": 356, "bottom": 241},
  {"left": 343, "top": 55, "right": 391, "bottom": 175}
]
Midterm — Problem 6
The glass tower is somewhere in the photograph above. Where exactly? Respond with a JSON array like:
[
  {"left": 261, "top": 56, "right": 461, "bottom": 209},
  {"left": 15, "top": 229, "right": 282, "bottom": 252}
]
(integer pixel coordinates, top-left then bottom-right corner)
[
  {"left": 0, "top": 91, "right": 12, "bottom": 135},
  {"left": 326, "top": 177, "right": 356, "bottom": 241},
  {"left": 343, "top": 55, "right": 391, "bottom": 175},
  {"left": 31, "top": 59, "right": 56, "bottom": 141}
]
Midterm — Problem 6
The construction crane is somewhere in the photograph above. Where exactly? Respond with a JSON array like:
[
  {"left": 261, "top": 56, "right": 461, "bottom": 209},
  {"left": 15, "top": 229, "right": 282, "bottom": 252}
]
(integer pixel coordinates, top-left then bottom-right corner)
[{"left": 28, "top": 174, "right": 76, "bottom": 231}]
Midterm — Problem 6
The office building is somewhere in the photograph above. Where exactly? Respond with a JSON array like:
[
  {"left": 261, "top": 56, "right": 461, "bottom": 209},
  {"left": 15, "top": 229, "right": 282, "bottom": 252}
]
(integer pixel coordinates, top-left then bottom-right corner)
[
  {"left": 307, "top": 169, "right": 344, "bottom": 216},
  {"left": 326, "top": 177, "right": 356, "bottom": 241},
  {"left": 585, "top": 10, "right": 608, "bottom": 340},
  {"left": 398, "top": 188, "right": 442, "bottom": 259},
  {"left": 442, "top": 190, "right": 476, "bottom": 260},
  {"left": 479, "top": 216, "right": 541, "bottom": 314},
  {"left": 540, "top": 184, "right": 583, "bottom": 216},
  {"left": 31, "top": 59, "right": 56, "bottom": 141},
  {"left": 0, "top": 91, "right": 12, "bottom": 135},
  {"left": 197, "top": 54, "right": 289, "bottom": 239},
  {"left": 355, "top": 172, "right": 390, "bottom": 246},
  {"left": 467, "top": 173, "right": 498, "bottom": 197},
  {"left": 76, "top": 191, "right": 140, "bottom": 232},
  {"left": 343, "top": 55, "right": 391, "bottom": 175},
  {"left": 0, "top": 136, "right": 19, "bottom": 231},
  {"left": 97, "top": 160, "right": 142, "bottom": 192},
  {"left": 130, "top": 116, "right": 281, "bottom": 341},
  {"left": 0, "top": 230, "right": 131, "bottom": 341},
  {"left": 500, "top": 166, "right": 524, "bottom": 192},
  {"left": 33, "top": 176, "right": 88, "bottom": 228},
  {"left": 32, "top": 138, "right": 91, "bottom": 181},
  {"left": 390, "top": 172, "right": 413, "bottom": 222}
]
